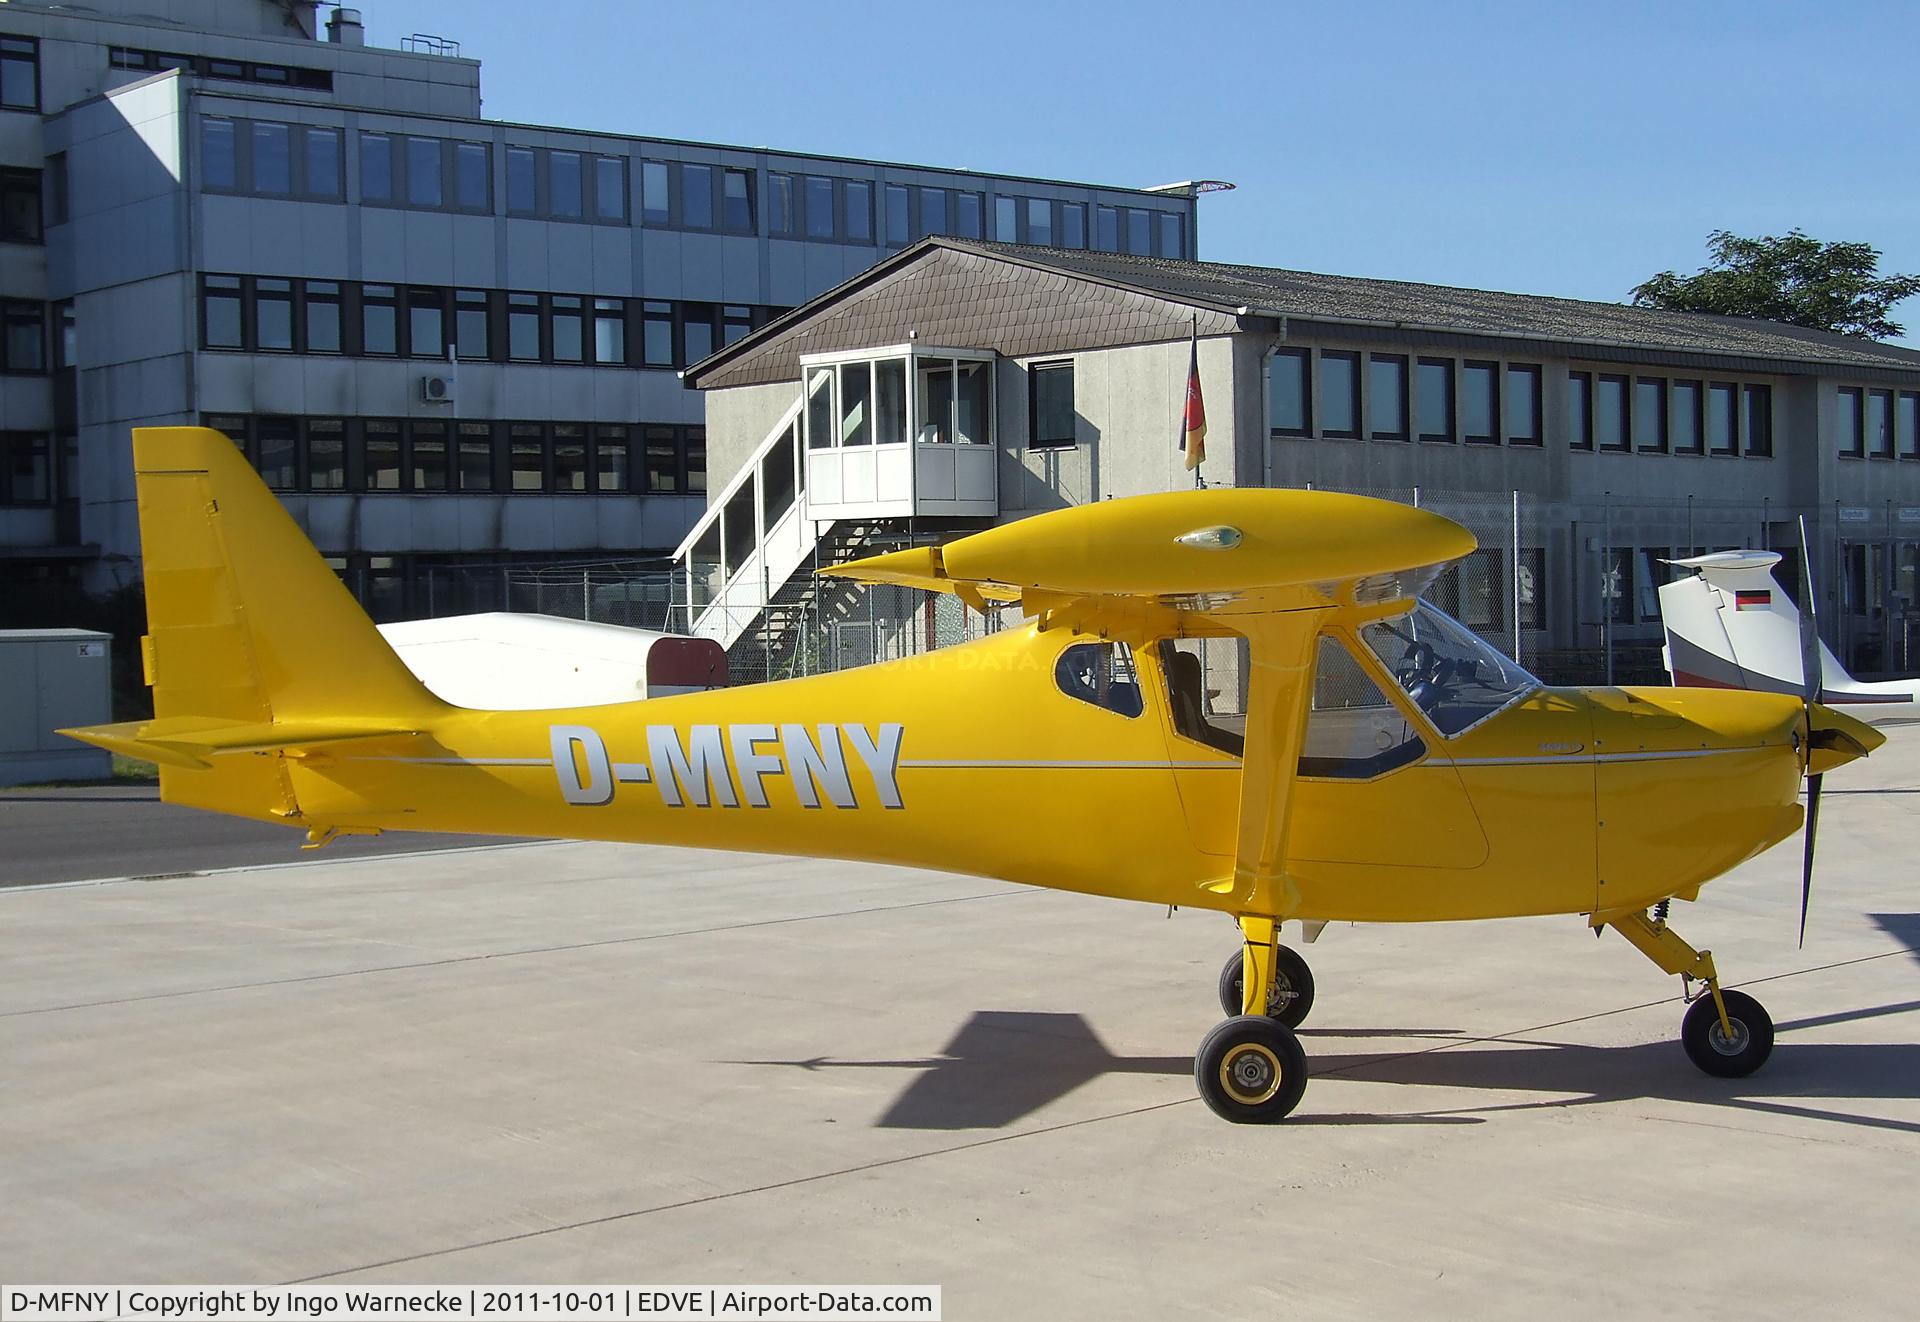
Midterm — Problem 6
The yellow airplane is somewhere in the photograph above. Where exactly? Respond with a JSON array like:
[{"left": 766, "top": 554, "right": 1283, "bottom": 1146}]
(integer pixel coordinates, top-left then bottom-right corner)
[{"left": 66, "top": 427, "right": 1885, "bottom": 1123}]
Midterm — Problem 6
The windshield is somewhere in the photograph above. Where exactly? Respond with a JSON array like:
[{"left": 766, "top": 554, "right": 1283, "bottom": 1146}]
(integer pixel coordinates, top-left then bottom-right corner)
[{"left": 1359, "top": 600, "right": 1541, "bottom": 737}]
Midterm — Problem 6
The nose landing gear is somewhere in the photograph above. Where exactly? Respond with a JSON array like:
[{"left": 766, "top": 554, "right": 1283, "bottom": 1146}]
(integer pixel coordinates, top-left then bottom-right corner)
[{"left": 1602, "top": 907, "right": 1775, "bottom": 1078}]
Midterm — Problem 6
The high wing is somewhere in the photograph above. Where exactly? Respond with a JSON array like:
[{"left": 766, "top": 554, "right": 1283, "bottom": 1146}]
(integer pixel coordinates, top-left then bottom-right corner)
[{"left": 820, "top": 488, "right": 1477, "bottom": 915}]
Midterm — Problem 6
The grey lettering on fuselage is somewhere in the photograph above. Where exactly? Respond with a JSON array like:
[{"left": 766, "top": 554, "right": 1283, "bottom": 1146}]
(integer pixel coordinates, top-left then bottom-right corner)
[
  {"left": 551, "top": 725, "right": 613, "bottom": 806},
  {"left": 549, "top": 722, "right": 896, "bottom": 810},
  {"left": 649, "top": 724, "right": 740, "bottom": 808}
]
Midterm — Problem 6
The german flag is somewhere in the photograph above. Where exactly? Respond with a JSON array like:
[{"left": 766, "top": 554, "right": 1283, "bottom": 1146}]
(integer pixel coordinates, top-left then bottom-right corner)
[
  {"left": 1180, "top": 327, "right": 1207, "bottom": 472},
  {"left": 1735, "top": 589, "right": 1771, "bottom": 611}
]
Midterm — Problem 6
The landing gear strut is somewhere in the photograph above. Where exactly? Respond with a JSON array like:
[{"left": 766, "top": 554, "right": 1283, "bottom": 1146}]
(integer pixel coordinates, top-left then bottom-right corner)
[
  {"left": 1602, "top": 907, "right": 1775, "bottom": 1078},
  {"left": 1195, "top": 915, "right": 1311, "bottom": 1122}
]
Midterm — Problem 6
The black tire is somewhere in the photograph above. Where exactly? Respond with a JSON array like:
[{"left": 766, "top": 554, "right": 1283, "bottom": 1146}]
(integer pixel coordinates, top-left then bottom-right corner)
[
  {"left": 1216, "top": 945, "right": 1316, "bottom": 1027},
  {"left": 1681, "top": 989, "right": 1774, "bottom": 1078},
  {"left": 1195, "top": 1015, "right": 1310, "bottom": 1123}
]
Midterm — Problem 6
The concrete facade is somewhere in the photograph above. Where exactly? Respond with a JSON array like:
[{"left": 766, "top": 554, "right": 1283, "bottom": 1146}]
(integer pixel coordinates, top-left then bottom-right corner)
[{"left": 0, "top": 0, "right": 1198, "bottom": 616}]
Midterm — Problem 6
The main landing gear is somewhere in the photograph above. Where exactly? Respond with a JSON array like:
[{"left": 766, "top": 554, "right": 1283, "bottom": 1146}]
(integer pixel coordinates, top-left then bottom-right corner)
[
  {"left": 1195, "top": 916, "right": 1315, "bottom": 1123},
  {"left": 1602, "top": 907, "right": 1775, "bottom": 1078}
]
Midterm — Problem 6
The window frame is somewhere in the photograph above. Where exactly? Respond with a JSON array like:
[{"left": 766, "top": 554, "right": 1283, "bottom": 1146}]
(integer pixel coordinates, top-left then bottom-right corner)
[
  {"left": 1504, "top": 362, "right": 1542, "bottom": 446},
  {"left": 1369, "top": 354, "right": 1410, "bottom": 441},
  {"left": 1415, "top": 356, "right": 1456, "bottom": 443},
  {"left": 1267, "top": 347, "right": 1310, "bottom": 439},
  {"left": 1028, "top": 359, "right": 1077, "bottom": 451},
  {"left": 1461, "top": 359, "right": 1499, "bottom": 445},
  {"left": 1318, "top": 350, "right": 1360, "bottom": 439}
]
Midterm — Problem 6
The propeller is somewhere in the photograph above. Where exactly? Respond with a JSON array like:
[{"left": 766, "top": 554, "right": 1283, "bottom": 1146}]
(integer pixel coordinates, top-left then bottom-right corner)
[{"left": 1796, "top": 516, "right": 1823, "bottom": 948}]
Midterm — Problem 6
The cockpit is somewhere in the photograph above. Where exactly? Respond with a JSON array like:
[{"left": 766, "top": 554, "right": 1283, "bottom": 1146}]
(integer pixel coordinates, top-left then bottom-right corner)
[{"left": 1357, "top": 601, "right": 1540, "bottom": 737}]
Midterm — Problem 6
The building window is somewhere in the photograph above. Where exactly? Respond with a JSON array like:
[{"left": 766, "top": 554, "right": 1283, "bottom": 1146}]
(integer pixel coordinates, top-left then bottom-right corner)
[
  {"left": 1026, "top": 197, "right": 1052, "bottom": 246},
  {"left": 1125, "top": 208, "right": 1151, "bottom": 255},
  {"left": 550, "top": 295, "right": 584, "bottom": 363},
  {"left": 1867, "top": 388, "right": 1894, "bottom": 459},
  {"left": 722, "top": 304, "right": 753, "bottom": 346},
  {"left": 1029, "top": 360, "right": 1075, "bottom": 450},
  {"left": 510, "top": 424, "right": 545, "bottom": 491},
  {"left": 645, "top": 424, "right": 679, "bottom": 492},
  {"left": 360, "top": 133, "right": 393, "bottom": 203},
  {"left": 1320, "top": 351, "right": 1359, "bottom": 438},
  {"left": 1462, "top": 360, "right": 1497, "bottom": 444},
  {"left": 594, "top": 424, "right": 630, "bottom": 493},
  {"left": 361, "top": 284, "right": 398, "bottom": 355},
  {"left": 1633, "top": 377, "right": 1667, "bottom": 453},
  {"left": 887, "top": 185, "right": 911, "bottom": 246},
  {"left": 53, "top": 300, "right": 74, "bottom": 369},
  {"left": 252, "top": 122, "right": 293, "bottom": 195},
  {"left": 549, "top": 151, "right": 584, "bottom": 219},
  {"left": 411, "top": 420, "right": 450, "bottom": 492},
  {"left": 993, "top": 195, "right": 1017, "bottom": 243},
  {"left": 1415, "top": 358, "right": 1454, "bottom": 442},
  {"left": 1505, "top": 363, "right": 1541, "bottom": 446},
  {"left": 202, "top": 275, "right": 244, "bottom": 348},
  {"left": 308, "top": 418, "right": 346, "bottom": 491},
  {"left": 804, "top": 175, "right": 834, "bottom": 239},
  {"left": 302, "top": 280, "right": 341, "bottom": 353},
  {"left": 1369, "top": 354, "right": 1408, "bottom": 440},
  {"left": 1899, "top": 392, "right": 1920, "bottom": 461},
  {"left": 640, "top": 160, "right": 669, "bottom": 225},
  {"left": 1567, "top": 371, "right": 1592, "bottom": 450},
  {"left": 44, "top": 152, "right": 66, "bottom": 225},
  {"left": 455, "top": 142, "right": 489, "bottom": 211},
  {"left": 507, "top": 292, "right": 540, "bottom": 360},
  {"left": 847, "top": 180, "right": 874, "bottom": 242},
  {"left": 720, "top": 168, "right": 751, "bottom": 230},
  {"left": 1707, "top": 381, "right": 1737, "bottom": 455},
  {"left": 407, "top": 287, "right": 445, "bottom": 358},
  {"left": 1, "top": 300, "right": 42, "bottom": 373},
  {"left": 683, "top": 303, "right": 715, "bottom": 367},
  {"left": 954, "top": 191, "right": 981, "bottom": 240},
  {"left": 1094, "top": 205, "right": 1118, "bottom": 252},
  {"left": 1594, "top": 373, "right": 1628, "bottom": 452},
  {"left": 363, "top": 420, "right": 402, "bottom": 491},
  {"left": 1268, "top": 348, "right": 1309, "bottom": 438},
  {"left": 1671, "top": 379, "right": 1703, "bottom": 454},
  {"left": 455, "top": 289, "right": 488, "bottom": 359},
  {"left": 256, "top": 278, "right": 295, "bottom": 351},
  {"left": 685, "top": 427, "right": 707, "bottom": 492},
  {"left": 680, "top": 163, "right": 712, "bottom": 228},
  {"left": 642, "top": 301, "right": 673, "bottom": 367},
  {"left": 457, "top": 422, "right": 495, "bottom": 491},
  {"left": 304, "top": 127, "right": 343, "bottom": 200},
  {"left": 1158, "top": 212, "right": 1183, "bottom": 259},
  {"left": 1, "top": 432, "right": 51, "bottom": 505},
  {"left": 0, "top": 168, "right": 41, "bottom": 243},
  {"left": 0, "top": 36, "right": 39, "bottom": 112},
  {"left": 1044, "top": 201, "right": 1077, "bottom": 249},
  {"left": 507, "top": 147, "right": 537, "bottom": 214},
  {"left": 769, "top": 173, "right": 794, "bottom": 235},
  {"left": 550, "top": 424, "right": 589, "bottom": 492},
  {"left": 255, "top": 416, "right": 298, "bottom": 491},
  {"left": 597, "top": 156, "right": 629, "bottom": 222},
  {"left": 919, "top": 187, "right": 948, "bottom": 238},
  {"left": 1744, "top": 383, "right": 1772, "bottom": 457},
  {"left": 592, "top": 298, "right": 625, "bottom": 364}
]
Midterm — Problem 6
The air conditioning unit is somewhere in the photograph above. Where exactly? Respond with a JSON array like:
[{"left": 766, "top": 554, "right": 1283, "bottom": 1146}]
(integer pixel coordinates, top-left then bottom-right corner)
[{"left": 421, "top": 374, "right": 455, "bottom": 404}]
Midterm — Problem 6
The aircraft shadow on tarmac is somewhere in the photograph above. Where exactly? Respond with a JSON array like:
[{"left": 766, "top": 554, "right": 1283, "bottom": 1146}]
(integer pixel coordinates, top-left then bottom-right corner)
[{"left": 734, "top": 914, "right": 1920, "bottom": 1132}]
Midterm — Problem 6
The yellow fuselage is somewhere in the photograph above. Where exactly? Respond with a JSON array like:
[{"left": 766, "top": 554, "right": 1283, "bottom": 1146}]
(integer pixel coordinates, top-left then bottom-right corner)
[{"left": 260, "top": 623, "right": 1813, "bottom": 924}]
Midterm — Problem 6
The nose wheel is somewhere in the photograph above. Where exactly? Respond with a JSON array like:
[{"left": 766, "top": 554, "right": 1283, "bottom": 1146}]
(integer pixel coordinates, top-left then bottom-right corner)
[
  {"left": 1195, "top": 1015, "right": 1309, "bottom": 1123},
  {"left": 1681, "top": 987, "right": 1774, "bottom": 1077},
  {"left": 1216, "top": 944, "right": 1315, "bottom": 1027}
]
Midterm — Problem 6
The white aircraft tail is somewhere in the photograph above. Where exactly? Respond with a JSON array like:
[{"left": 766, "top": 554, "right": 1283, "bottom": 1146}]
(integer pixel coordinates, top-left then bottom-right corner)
[{"left": 1657, "top": 550, "right": 1920, "bottom": 720}]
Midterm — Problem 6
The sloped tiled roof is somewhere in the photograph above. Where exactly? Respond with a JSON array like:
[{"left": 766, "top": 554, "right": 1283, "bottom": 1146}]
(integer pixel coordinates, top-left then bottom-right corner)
[{"left": 687, "top": 237, "right": 1920, "bottom": 388}]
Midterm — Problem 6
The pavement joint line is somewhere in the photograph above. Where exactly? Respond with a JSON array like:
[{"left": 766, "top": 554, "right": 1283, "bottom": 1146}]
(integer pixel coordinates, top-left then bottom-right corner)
[
  {"left": 284, "top": 944, "right": 1911, "bottom": 1283},
  {"left": 0, "top": 888, "right": 1040, "bottom": 1020},
  {"left": 0, "top": 838, "right": 561, "bottom": 894},
  {"left": 285, "top": 1096, "right": 1199, "bottom": 1284}
]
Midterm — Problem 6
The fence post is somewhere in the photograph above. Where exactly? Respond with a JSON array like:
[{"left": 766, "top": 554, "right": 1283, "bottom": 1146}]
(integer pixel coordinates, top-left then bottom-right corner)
[{"left": 1511, "top": 490, "right": 1521, "bottom": 664}]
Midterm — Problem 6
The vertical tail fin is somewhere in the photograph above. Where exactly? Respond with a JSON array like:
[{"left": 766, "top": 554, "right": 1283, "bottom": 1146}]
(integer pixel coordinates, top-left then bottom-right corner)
[{"left": 63, "top": 426, "right": 442, "bottom": 822}]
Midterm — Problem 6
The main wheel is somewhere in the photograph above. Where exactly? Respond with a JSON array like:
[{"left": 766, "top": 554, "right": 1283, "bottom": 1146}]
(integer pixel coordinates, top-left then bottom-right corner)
[
  {"left": 1216, "top": 945, "right": 1316, "bottom": 1027},
  {"left": 1195, "top": 1015, "right": 1309, "bottom": 1123},
  {"left": 1681, "top": 988, "right": 1774, "bottom": 1077}
]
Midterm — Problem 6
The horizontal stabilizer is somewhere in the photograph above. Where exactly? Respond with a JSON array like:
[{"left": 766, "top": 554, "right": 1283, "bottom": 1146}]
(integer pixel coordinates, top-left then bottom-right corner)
[{"left": 59, "top": 716, "right": 423, "bottom": 770}]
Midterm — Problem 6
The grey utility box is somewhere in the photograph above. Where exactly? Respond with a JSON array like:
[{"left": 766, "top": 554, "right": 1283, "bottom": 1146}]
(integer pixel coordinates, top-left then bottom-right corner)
[{"left": 0, "top": 629, "right": 113, "bottom": 786}]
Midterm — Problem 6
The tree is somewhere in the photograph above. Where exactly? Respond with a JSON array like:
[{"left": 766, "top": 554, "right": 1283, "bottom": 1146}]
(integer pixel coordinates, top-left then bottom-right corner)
[{"left": 1631, "top": 229, "right": 1920, "bottom": 340}]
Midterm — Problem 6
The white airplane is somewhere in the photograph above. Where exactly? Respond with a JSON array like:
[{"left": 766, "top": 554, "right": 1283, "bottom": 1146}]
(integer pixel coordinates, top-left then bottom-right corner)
[{"left": 1659, "top": 550, "right": 1920, "bottom": 725}]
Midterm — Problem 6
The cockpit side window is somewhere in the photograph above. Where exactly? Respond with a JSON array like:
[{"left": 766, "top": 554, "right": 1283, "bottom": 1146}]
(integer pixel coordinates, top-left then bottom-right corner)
[
  {"left": 1158, "top": 638, "right": 1246, "bottom": 756},
  {"left": 1055, "top": 641, "right": 1144, "bottom": 718},
  {"left": 1301, "top": 635, "right": 1427, "bottom": 778}
]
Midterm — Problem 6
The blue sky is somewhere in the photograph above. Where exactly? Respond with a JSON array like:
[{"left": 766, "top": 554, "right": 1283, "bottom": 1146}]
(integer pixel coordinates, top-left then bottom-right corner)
[{"left": 364, "top": 0, "right": 1920, "bottom": 342}]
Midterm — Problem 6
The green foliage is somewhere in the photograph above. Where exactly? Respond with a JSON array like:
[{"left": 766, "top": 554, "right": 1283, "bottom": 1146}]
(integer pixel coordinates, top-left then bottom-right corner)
[{"left": 1631, "top": 229, "right": 1920, "bottom": 340}]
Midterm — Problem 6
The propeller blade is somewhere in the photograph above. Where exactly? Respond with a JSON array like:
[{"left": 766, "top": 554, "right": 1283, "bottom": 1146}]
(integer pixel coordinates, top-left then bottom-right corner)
[
  {"left": 1797, "top": 515, "right": 1822, "bottom": 705},
  {"left": 1800, "top": 771, "right": 1823, "bottom": 949}
]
